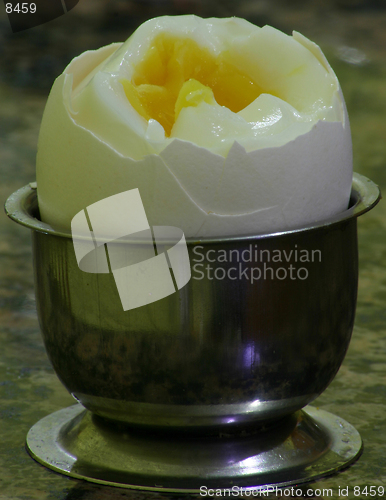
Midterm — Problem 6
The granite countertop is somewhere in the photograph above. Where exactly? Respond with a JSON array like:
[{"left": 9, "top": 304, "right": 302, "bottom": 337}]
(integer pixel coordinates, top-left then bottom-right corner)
[{"left": 1, "top": 1, "right": 386, "bottom": 499}]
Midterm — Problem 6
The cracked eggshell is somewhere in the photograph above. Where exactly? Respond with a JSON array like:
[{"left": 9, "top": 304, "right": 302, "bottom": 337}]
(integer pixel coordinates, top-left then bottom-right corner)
[
  {"left": 36, "top": 67, "right": 207, "bottom": 236},
  {"left": 36, "top": 18, "right": 353, "bottom": 238}
]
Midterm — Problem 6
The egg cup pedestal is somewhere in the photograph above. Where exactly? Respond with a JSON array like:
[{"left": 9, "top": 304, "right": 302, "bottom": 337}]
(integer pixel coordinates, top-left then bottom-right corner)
[{"left": 5, "top": 174, "right": 380, "bottom": 493}]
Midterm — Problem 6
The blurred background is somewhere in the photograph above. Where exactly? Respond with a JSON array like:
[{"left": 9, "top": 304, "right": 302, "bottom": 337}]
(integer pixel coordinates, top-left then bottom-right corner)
[
  {"left": 1, "top": 0, "right": 386, "bottom": 196},
  {"left": 1, "top": 1, "right": 386, "bottom": 499}
]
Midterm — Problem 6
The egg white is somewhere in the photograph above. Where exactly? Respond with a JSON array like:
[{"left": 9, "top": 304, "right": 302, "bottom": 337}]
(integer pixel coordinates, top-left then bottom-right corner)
[
  {"left": 36, "top": 16, "right": 353, "bottom": 237},
  {"left": 69, "top": 16, "right": 343, "bottom": 158}
]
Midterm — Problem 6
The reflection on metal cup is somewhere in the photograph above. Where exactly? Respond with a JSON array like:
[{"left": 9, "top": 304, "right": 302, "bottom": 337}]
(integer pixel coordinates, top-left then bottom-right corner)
[{"left": 4, "top": 173, "right": 380, "bottom": 430}]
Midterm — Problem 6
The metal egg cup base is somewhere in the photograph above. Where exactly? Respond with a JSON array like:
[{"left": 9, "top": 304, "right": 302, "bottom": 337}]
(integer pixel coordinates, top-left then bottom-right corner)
[
  {"left": 26, "top": 404, "right": 362, "bottom": 493},
  {"left": 6, "top": 176, "right": 377, "bottom": 491}
]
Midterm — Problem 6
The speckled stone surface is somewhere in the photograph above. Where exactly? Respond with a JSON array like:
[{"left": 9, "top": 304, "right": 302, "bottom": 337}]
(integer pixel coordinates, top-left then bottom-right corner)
[{"left": 1, "top": 2, "right": 386, "bottom": 499}]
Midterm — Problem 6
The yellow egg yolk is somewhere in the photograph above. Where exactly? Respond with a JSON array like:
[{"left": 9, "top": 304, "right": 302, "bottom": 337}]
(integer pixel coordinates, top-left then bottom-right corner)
[{"left": 120, "top": 34, "right": 264, "bottom": 137}]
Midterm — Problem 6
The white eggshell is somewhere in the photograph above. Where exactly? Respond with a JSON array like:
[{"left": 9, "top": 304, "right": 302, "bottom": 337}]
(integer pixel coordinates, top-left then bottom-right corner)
[{"left": 36, "top": 16, "right": 353, "bottom": 238}]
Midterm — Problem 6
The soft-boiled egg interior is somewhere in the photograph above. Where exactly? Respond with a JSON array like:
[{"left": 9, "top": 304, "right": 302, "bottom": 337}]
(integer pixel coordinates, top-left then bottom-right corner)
[
  {"left": 120, "top": 34, "right": 265, "bottom": 137},
  {"left": 70, "top": 17, "right": 343, "bottom": 157}
]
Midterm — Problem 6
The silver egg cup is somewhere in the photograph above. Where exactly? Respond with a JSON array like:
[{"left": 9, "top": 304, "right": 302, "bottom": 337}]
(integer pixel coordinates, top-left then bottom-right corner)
[{"left": 5, "top": 173, "right": 380, "bottom": 492}]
